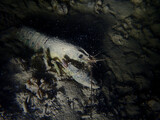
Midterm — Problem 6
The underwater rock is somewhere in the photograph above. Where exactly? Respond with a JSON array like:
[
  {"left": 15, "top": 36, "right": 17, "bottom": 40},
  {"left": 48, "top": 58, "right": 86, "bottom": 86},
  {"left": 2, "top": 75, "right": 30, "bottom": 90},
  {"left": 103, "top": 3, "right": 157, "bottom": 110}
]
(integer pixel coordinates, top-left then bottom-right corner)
[
  {"left": 147, "top": 38, "right": 160, "bottom": 50},
  {"left": 25, "top": 78, "right": 52, "bottom": 100},
  {"left": 109, "top": 33, "right": 127, "bottom": 46},
  {"left": 143, "top": 28, "right": 153, "bottom": 39},
  {"left": 69, "top": 0, "right": 95, "bottom": 14},
  {"left": 132, "top": 7, "right": 147, "bottom": 20},
  {"left": 148, "top": 100, "right": 160, "bottom": 112},
  {"left": 134, "top": 76, "right": 150, "bottom": 90},
  {"left": 94, "top": 0, "right": 103, "bottom": 14},
  {"left": 104, "top": 0, "right": 133, "bottom": 19},
  {"left": 0, "top": 52, "right": 101, "bottom": 119},
  {"left": 52, "top": 1, "right": 68, "bottom": 15},
  {"left": 16, "top": 92, "right": 30, "bottom": 113},
  {"left": 130, "top": 0, "right": 143, "bottom": 5},
  {"left": 150, "top": 23, "right": 160, "bottom": 37},
  {"left": 129, "top": 28, "right": 142, "bottom": 39},
  {"left": 125, "top": 104, "right": 140, "bottom": 117},
  {"left": 116, "top": 86, "right": 133, "bottom": 95}
]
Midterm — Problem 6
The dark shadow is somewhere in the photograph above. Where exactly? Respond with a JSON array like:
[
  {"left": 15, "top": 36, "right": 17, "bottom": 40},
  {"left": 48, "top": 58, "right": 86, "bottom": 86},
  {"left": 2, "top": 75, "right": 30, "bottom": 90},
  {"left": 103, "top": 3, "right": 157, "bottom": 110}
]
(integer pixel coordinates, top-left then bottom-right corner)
[{"left": 22, "top": 13, "right": 110, "bottom": 55}]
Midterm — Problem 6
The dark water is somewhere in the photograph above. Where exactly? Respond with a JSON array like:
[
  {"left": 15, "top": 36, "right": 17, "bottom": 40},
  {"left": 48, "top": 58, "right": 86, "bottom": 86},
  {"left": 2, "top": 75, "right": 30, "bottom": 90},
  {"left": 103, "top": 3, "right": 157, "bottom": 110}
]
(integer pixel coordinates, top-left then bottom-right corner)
[{"left": 22, "top": 13, "right": 108, "bottom": 55}]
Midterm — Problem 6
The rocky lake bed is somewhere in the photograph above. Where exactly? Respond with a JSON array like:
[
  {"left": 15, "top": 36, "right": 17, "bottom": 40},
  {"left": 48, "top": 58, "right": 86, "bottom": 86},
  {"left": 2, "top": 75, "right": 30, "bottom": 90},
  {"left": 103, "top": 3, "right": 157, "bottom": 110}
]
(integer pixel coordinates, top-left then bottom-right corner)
[{"left": 0, "top": 0, "right": 160, "bottom": 120}]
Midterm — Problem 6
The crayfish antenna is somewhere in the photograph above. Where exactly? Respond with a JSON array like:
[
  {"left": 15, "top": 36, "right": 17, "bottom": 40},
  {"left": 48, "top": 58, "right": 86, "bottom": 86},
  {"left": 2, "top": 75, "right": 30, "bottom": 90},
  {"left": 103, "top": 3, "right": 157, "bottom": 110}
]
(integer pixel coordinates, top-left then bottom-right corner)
[
  {"left": 88, "top": 58, "right": 106, "bottom": 64},
  {"left": 93, "top": 52, "right": 102, "bottom": 57}
]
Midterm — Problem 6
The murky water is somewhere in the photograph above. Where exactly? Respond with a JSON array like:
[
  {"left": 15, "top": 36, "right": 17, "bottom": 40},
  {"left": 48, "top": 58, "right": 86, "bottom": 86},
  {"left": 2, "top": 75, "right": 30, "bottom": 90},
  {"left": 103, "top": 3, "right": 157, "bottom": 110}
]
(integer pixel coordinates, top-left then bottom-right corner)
[{"left": 0, "top": 0, "right": 160, "bottom": 120}]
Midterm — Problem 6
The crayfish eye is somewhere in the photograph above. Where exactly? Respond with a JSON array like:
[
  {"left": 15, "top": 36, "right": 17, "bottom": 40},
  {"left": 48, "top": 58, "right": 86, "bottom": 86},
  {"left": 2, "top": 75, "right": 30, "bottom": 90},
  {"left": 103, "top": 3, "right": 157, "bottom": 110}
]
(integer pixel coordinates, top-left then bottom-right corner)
[{"left": 79, "top": 54, "right": 83, "bottom": 58}]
